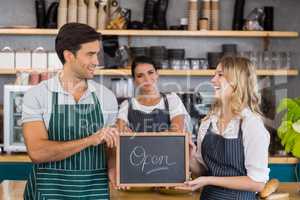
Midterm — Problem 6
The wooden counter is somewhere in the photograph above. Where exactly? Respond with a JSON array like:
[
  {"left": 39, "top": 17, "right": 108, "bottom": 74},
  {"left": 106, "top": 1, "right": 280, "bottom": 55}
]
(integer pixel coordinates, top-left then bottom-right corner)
[
  {"left": 0, "top": 153, "right": 298, "bottom": 164},
  {"left": 1, "top": 180, "right": 300, "bottom": 200}
]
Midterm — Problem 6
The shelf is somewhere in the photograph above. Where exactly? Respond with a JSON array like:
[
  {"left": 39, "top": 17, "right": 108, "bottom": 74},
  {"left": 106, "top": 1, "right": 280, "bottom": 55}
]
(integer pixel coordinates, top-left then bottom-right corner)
[
  {"left": 0, "top": 28, "right": 298, "bottom": 38},
  {"left": 93, "top": 69, "right": 299, "bottom": 76},
  {"left": 0, "top": 68, "right": 298, "bottom": 76}
]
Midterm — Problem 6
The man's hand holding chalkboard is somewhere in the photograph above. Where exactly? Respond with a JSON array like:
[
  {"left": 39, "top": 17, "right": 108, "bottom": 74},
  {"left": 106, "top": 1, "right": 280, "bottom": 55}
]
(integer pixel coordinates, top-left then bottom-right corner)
[{"left": 89, "top": 127, "right": 119, "bottom": 148}]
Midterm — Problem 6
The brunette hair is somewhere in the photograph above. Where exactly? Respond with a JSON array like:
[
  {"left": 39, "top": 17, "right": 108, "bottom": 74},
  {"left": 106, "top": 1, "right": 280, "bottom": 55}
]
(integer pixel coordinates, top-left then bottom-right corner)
[
  {"left": 131, "top": 56, "right": 157, "bottom": 78},
  {"left": 55, "top": 23, "right": 102, "bottom": 64}
]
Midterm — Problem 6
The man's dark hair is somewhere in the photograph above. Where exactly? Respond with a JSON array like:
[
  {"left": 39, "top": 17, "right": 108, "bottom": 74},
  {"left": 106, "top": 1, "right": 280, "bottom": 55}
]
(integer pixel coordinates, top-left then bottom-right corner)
[
  {"left": 55, "top": 23, "right": 102, "bottom": 64},
  {"left": 131, "top": 56, "right": 157, "bottom": 78}
]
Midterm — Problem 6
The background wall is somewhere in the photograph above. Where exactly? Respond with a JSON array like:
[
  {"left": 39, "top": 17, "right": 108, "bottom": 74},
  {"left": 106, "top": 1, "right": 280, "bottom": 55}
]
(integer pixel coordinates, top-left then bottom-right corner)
[{"left": 0, "top": 0, "right": 299, "bottom": 118}]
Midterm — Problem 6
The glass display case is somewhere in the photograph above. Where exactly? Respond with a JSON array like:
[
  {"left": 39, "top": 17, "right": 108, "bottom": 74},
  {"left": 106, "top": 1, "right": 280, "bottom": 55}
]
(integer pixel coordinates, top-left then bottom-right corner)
[{"left": 4, "top": 85, "right": 31, "bottom": 153}]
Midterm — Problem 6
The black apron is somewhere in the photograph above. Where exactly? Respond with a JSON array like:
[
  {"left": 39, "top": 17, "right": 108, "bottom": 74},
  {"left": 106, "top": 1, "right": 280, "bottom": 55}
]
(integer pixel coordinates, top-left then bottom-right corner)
[
  {"left": 200, "top": 121, "right": 257, "bottom": 200},
  {"left": 128, "top": 93, "right": 171, "bottom": 132}
]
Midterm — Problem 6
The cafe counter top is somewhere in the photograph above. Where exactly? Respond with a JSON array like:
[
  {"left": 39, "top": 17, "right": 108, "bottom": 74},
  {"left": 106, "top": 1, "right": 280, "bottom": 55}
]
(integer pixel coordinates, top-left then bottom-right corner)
[
  {"left": 1, "top": 180, "right": 300, "bottom": 200},
  {"left": 0, "top": 153, "right": 299, "bottom": 164}
]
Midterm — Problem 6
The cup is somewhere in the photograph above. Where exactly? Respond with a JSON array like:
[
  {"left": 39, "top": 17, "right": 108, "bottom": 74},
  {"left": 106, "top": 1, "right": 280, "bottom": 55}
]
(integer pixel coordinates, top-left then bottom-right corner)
[
  {"left": 271, "top": 51, "right": 281, "bottom": 69},
  {"left": 281, "top": 51, "right": 291, "bottom": 69},
  {"left": 262, "top": 51, "right": 272, "bottom": 69},
  {"left": 199, "top": 58, "right": 209, "bottom": 69},
  {"left": 170, "top": 59, "right": 181, "bottom": 70},
  {"left": 181, "top": 59, "right": 191, "bottom": 70},
  {"left": 190, "top": 58, "right": 200, "bottom": 70}
]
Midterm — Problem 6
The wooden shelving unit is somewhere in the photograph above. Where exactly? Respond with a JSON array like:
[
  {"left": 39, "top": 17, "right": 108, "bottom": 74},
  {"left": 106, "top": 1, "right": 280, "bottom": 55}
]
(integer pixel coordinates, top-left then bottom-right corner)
[
  {"left": 0, "top": 28, "right": 298, "bottom": 37},
  {"left": 0, "top": 68, "right": 298, "bottom": 76}
]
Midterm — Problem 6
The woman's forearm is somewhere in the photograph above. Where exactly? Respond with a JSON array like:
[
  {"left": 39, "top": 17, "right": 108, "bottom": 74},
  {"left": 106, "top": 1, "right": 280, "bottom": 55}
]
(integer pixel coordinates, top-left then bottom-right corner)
[
  {"left": 206, "top": 176, "right": 265, "bottom": 192},
  {"left": 190, "top": 156, "right": 206, "bottom": 177}
]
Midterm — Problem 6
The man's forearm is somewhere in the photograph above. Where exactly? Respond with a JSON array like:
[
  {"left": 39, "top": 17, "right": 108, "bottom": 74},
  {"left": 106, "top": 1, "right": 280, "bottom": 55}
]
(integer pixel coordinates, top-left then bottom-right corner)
[
  {"left": 28, "top": 136, "right": 93, "bottom": 163},
  {"left": 107, "top": 148, "right": 117, "bottom": 185}
]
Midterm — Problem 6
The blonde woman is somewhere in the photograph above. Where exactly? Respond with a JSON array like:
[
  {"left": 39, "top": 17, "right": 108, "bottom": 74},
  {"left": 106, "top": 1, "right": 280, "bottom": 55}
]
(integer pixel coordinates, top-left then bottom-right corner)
[{"left": 179, "top": 57, "right": 270, "bottom": 199}]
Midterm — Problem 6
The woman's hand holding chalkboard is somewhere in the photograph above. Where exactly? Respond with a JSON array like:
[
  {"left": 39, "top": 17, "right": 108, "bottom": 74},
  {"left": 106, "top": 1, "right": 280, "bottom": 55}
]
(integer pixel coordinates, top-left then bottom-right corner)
[
  {"left": 89, "top": 127, "right": 119, "bottom": 148},
  {"left": 175, "top": 176, "right": 209, "bottom": 191}
]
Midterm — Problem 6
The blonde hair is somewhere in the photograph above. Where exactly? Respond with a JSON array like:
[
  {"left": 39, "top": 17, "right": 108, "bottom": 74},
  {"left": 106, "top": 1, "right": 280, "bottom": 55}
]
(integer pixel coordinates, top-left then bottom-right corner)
[{"left": 207, "top": 56, "right": 262, "bottom": 119}]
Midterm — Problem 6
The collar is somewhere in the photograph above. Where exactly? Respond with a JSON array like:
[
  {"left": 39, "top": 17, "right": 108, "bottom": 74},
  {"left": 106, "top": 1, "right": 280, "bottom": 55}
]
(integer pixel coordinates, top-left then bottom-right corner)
[
  {"left": 45, "top": 73, "right": 96, "bottom": 94},
  {"left": 210, "top": 107, "right": 252, "bottom": 124}
]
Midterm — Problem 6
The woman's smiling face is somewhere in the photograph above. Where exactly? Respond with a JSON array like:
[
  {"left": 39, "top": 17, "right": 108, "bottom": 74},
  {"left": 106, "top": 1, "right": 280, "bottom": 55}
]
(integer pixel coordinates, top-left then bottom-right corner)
[{"left": 211, "top": 64, "right": 233, "bottom": 102}]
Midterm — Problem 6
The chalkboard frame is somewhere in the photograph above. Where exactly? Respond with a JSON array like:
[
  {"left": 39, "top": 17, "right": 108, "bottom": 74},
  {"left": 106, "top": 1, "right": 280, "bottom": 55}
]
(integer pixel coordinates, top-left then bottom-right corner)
[{"left": 116, "top": 132, "right": 189, "bottom": 187}]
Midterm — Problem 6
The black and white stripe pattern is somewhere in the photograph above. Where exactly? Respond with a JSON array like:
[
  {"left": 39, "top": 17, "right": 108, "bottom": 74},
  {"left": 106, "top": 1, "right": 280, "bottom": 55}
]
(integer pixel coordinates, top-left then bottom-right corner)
[
  {"left": 200, "top": 122, "right": 257, "bottom": 200},
  {"left": 24, "top": 92, "right": 109, "bottom": 200}
]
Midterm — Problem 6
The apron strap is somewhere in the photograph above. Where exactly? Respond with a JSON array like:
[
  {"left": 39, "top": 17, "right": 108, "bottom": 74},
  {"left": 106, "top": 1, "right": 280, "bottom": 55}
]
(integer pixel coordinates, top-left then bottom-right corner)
[
  {"left": 238, "top": 119, "right": 243, "bottom": 138},
  {"left": 129, "top": 94, "right": 170, "bottom": 115},
  {"left": 52, "top": 92, "right": 58, "bottom": 108},
  {"left": 91, "top": 92, "right": 104, "bottom": 125},
  {"left": 160, "top": 92, "right": 170, "bottom": 112},
  {"left": 91, "top": 92, "right": 99, "bottom": 105}
]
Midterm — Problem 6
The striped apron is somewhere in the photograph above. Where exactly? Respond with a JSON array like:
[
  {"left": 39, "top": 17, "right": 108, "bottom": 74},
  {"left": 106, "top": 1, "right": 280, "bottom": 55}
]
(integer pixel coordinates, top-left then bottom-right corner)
[
  {"left": 128, "top": 93, "right": 171, "bottom": 132},
  {"left": 24, "top": 92, "right": 109, "bottom": 200},
  {"left": 200, "top": 121, "right": 257, "bottom": 200}
]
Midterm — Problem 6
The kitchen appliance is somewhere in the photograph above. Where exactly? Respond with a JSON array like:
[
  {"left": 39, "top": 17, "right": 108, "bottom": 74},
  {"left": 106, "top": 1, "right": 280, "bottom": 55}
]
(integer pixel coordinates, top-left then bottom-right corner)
[
  {"left": 45, "top": 1, "right": 59, "bottom": 28},
  {"left": 4, "top": 85, "right": 32, "bottom": 153},
  {"left": 35, "top": 0, "right": 46, "bottom": 28},
  {"left": 232, "top": 0, "right": 245, "bottom": 30},
  {"left": 264, "top": 6, "right": 274, "bottom": 31}
]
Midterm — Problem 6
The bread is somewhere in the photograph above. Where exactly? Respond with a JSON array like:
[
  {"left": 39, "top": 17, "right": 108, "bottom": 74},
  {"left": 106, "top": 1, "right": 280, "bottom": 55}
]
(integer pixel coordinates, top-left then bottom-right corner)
[
  {"left": 265, "top": 192, "right": 289, "bottom": 200},
  {"left": 260, "top": 179, "right": 280, "bottom": 198}
]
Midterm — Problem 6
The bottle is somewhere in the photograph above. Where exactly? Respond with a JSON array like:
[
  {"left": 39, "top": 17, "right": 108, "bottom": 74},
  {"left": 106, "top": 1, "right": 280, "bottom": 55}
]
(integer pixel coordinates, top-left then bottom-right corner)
[
  {"left": 88, "top": 0, "right": 97, "bottom": 29},
  {"left": 68, "top": 0, "right": 77, "bottom": 23},
  {"left": 78, "top": 0, "right": 88, "bottom": 24},
  {"left": 57, "top": 0, "right": 67, "bottom": 28},
  {"left": 97, "top": 0, "right": 108, "bottom": 30}
]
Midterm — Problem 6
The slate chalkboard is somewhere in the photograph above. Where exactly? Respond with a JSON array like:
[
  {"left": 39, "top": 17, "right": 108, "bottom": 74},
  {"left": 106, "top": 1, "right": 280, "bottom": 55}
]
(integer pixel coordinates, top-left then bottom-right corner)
[{"left": 116, "top": 133, "right": 189, "bottom": 187}]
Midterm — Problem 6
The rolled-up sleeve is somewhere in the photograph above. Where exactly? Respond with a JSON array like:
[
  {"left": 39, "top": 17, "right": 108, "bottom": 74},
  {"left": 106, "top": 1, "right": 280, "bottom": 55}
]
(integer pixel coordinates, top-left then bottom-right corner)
[
  {"left": 243, "top": 116, "right": 270, "bottom": 183},
  {"left": 21, "top": 88, "right": 43, "bottom": 124},
  {"left": 97, "top": 86, "right": 118, "bottom": 127},
  {"left": 117, "top": 100, "right": 129, "bottom": 123}
]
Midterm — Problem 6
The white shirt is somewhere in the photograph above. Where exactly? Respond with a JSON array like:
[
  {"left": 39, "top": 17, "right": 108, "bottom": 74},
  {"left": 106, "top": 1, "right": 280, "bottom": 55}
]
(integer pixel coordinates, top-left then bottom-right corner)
[
  {"left": 21, "top": 74, "right": 118, "bottom": 129},
  {"left": 195, "top": 108, "right": 270, "bottom": 183},
  {"left": 117, "top": 92, "right": 190, "bottom": 128}
]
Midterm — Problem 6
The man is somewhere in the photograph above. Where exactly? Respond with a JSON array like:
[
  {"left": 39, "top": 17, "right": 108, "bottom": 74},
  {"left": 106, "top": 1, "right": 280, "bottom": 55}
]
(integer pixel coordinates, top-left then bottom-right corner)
[{"left": 22, "top": 23, "right": 118, "bottom": 199}]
